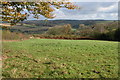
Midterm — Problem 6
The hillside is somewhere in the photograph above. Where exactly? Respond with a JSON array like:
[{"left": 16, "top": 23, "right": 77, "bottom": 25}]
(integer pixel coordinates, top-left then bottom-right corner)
[
  {"left": 7, "top": 20, "right": 116, "bottom": 34},
  {"left": 22, "top": 20, "right": 115, "bottom": 28}
]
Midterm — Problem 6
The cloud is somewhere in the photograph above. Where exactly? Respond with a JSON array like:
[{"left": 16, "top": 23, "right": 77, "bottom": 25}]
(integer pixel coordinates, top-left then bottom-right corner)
[
  {"left": 70, "top": 0, "right": 119, "bottom": 2},
  {"left": 53, "top": 13, "right": 118, "bottom": 20},
  {"left": 28, "top": 2, "right": 118, "bottom": 20},
  {"left": 52, "top": 2, "right": 118, "bottom": 20},
  {"left": 97, "top": 3, "right": 118, "bottom": 13},
  {"left": 98, "top": 5, "right": 115, "bottom": 11},
  {"left": 53, "top": 8, "right": 66, "bottom": 18}
]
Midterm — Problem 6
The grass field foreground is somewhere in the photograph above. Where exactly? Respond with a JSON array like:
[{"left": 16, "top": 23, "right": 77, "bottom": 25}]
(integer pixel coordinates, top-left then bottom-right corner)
[{"left": 2, "top": 39, "right": 119, "bottom": 78}]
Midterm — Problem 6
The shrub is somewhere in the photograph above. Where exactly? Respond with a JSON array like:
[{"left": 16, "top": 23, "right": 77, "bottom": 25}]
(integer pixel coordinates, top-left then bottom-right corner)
[
  {"left": 114, "top": 28, "right": 120, "bottom": 41},
  {"left": 2, "top": 30, "right": 29, "bottom": 40}
]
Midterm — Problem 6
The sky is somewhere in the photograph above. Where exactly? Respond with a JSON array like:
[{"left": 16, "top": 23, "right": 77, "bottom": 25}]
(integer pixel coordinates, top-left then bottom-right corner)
[{"left": 28, "top": 1, "right": 119, "bottom": 20}]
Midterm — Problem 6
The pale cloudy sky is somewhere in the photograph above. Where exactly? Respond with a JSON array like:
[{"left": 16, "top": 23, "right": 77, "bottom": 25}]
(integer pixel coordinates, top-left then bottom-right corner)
[{"left": 28, "top": 1, "right": 119, "bottom": 20}]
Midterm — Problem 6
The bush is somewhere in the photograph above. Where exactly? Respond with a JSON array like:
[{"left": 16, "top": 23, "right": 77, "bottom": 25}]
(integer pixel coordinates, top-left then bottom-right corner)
[
  {"left": 92, "top": 28, "right": 120, "bottom": 41},
  {"left": 46, "top": 24, "right": 72, "bottom": 36},
  {"left": 2, "top": 30, "right": 29, "bottom": 40},
  {"left": 114, "top": 28, "right": 120, "bottom": 41}
]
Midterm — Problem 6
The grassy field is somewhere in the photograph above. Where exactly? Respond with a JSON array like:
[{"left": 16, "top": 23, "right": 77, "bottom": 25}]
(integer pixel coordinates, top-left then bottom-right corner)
[{"left": 2, "top": 39, "right": 118, "bottom": 78}]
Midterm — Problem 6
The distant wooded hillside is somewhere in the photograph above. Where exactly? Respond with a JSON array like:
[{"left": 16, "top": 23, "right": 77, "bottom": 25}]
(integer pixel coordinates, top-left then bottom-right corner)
[{"left": 21, "top": 20, "right": 115, "bottom": 28}]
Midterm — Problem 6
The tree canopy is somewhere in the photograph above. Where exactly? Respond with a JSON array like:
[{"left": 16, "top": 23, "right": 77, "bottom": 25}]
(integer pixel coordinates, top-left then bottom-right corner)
[{"left": 1, "top": 0, "right": 78, "bottom": 25}]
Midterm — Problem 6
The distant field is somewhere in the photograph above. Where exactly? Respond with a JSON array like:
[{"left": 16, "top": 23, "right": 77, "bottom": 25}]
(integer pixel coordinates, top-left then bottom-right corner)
[{"left": 2, "top": 39, "right": 118, "bottom": 78}]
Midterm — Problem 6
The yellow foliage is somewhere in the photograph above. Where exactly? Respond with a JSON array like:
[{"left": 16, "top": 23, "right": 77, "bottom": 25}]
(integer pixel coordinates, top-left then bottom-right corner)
[{"left": 1, "top": 1, "right": 78, "bottom": 25}]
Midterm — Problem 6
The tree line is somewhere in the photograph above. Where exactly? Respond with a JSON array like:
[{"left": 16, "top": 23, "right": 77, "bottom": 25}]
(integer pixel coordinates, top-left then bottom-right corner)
[{"left": 34, "top": 21, "right": 119, "bottom": 41}]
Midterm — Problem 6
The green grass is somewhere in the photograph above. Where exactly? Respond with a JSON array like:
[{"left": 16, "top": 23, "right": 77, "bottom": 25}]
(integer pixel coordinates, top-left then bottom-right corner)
[{"left": 2, "top": 39, "right": 119, "bottom": 78}]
